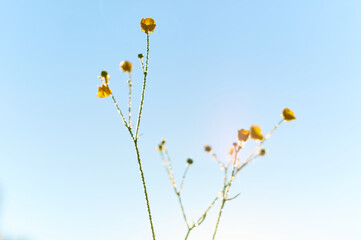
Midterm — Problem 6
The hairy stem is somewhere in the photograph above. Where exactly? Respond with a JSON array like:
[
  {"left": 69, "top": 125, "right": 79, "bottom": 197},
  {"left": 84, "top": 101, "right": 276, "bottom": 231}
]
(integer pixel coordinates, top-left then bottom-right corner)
[
  {"left": 135, "top": 33, "right": 150, "bottom": 139},
  {"left": 178, "top": 164, "right": 190, "bottom": 194},
  {"left": 133, "top": 139, "right": 156, "bottom": 240},
  {"left": 127, "top": 73, "right": 132, "bottom": 128}
]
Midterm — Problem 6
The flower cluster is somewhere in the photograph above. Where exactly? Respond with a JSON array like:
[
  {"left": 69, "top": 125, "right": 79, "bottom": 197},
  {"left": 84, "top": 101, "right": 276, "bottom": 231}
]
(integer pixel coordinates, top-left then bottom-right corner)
[
  {"left": 96, "top": 18, "right": 156, "bottom": 98},
  {"left": 96, "top": 18, "right": 157, "bottom": 240},
  {"left": 159, "top": 107, "right": 296, "bottom": 240},
  {"left": 97, "top": 71, "right": 112, "bottom": 98}
]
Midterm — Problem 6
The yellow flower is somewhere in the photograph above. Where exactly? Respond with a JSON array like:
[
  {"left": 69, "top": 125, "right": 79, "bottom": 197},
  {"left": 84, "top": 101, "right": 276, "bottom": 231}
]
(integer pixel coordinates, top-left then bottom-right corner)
[
  {"left": 140, "top": 18, "right": 156, "bottom": 33},
  {"left": 97, "top": 83, "right": 112, "bottom": 98},
  {"left": 238, "top": 129, "right": 250, "bottom": 142},
  {"left": 282, "top": 108, "right": 296, "bottom": 121},
  {"left": 204, "top": 145, "right": 212, "bottom": 152},
  {"left": 250, "top": 125, "right": 264, "bottom": 141},
  {"left": 120, "top": 61, "right": 133, "bottom": 73},
  {"left": 228, "top": 147, "right": 234, "bottom": 155}
]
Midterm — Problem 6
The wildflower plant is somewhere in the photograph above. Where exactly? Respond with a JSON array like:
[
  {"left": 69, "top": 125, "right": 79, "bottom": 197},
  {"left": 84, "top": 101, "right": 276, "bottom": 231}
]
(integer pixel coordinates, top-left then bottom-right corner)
[
  {"left": 97, "top": 18, "right": 157, "bottom": 240},
  {"left": 97, "top": 18, "right": 296, "bottom": 240},
  {"left": 158, "top": 109, "right": 296, "bottom": 239}
]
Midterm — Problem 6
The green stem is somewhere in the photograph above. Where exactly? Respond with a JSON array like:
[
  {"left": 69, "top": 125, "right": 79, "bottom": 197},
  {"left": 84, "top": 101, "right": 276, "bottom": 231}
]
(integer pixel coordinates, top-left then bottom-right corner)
[
  {"left": 177, "top": 192, "right": 190, "bottom": 228},
  {"left": 110, "top": 94, "right": 156, "bottom": 240},
  {"left": 110, "top": 93, "right": 130, "bottom": 131},
  {"left": 127, "top": 73, "right": 132, "bottom": 128},
  {"left": 133, "top": 138, "right": 157, "bottom": 240},
  {"left": 212, "top": 148, "right": 239, "bottom": 240},
  {"left": 135, "top": 33, "right": 150, "bottom": 139},
  {"left": 178, "top": 165, "right": 190, "bottom": 194},
  {"left": 185, "top": 229, "right": 191, "bottom": 240}
]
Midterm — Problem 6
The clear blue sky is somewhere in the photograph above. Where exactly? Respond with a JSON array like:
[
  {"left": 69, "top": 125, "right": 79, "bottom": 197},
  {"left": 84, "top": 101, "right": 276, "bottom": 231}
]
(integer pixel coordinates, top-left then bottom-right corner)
[{"left": 0, "top": 0, "right": 360, "bottom": 239}]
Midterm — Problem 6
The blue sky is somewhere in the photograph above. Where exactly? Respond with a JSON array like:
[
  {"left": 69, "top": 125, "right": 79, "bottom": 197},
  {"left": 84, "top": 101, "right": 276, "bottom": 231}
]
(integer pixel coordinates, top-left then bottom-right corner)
[{"left": 0, "top": 0, "right": 360, "bottom": 239}]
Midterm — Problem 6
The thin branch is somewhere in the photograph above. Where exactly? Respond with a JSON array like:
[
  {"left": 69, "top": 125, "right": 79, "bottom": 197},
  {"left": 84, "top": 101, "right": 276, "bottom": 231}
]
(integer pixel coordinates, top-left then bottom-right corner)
[
  {"left": 135, "top": 33, "right": 150, "bottom": 139},
  {"left": 178, "top": 164, "right": 190, "bottom": 194},
  {"left": 127, "top": 73, "right": 132, "bottom": 128}
]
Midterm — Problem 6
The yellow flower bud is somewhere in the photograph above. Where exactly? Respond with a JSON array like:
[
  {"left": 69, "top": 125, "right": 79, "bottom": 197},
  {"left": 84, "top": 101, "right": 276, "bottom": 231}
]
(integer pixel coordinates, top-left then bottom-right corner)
[
  {"left": 238, "top": 129, "right": 250, "bottom": 142},
  {"left": 282, "top": 108, "right": 296, "bottom": 121},
  {"left": 120, "top": 61, "right": 133, "bottom": 73},
  {"left": 228, "top": 147, "right": 234, "bottom": 155},
  {"left": 97, "top": 83, "right": 112, "bottom": 98},
  {"left": 250, "top": 125, "right": 264, "bottom": 141},
  {"left": 140, "top": 18, "right": 156, "bottom": 33}
]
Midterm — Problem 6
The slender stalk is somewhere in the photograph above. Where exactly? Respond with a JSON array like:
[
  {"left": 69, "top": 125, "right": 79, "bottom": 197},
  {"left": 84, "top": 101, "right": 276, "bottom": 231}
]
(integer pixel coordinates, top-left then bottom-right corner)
[
  {"left": 135, "top": 33, "right": 150, "bottom": 139},
  {"left": 245, "top": 119, "right": 284, "bottom": 162},
  {"left": 161, "top": 150, "right": 189, "bottom": 227},
  {"left": 212, "top": 148, "right": 239, "bottom": 240},
  {"left": 185, "top": 229, "right": 191, "bottom": 240},
  {"left": 110, "top": 94, "right": 156, "bottom": 240},
  {"left": 177, "top": 192, "right": 190, "bottom": 228},
  {"left": 127, "top": 73, "right": 132, "bottom": 128},
  {"left": 133, "top": 138, "right": 157, "bottom": 240},
  {"left": 178, "top": 164, "right": 190, "bottom": 194},
  {"left": 164, "top": 148, "right": 176, "bottom": 188},
  {"left": 109, "top": 93, "right": 130, "bottom": 131},
  {"left": 211, "top": 151, "right": 225, "bottom": 169}
]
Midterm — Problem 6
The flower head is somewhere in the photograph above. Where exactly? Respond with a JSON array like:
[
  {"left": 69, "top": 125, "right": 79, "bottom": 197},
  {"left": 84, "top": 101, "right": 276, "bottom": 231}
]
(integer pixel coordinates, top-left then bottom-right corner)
[
  {"left": 97, "top": 83, "right": 112, "bottom": 98},
  {"left": 282, "top": 108, "right": 296, "bottom": 121},
  {"left": 120, "top": 61, "right": 133, "bottom": 73},
  {"left": 140, "top": 18, "right": 156, "bottom": 33},
  {"left": 250, "top": 125, "right": 264, "bottom": 141},
  {"left": 238, "top": 129, "right": 250, "bottom": 142}
]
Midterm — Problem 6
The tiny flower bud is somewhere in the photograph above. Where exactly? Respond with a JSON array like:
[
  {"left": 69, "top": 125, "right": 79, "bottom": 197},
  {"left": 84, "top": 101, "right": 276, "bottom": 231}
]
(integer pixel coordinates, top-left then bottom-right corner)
[
  {"left": 100, "top": 70, "right": 108, "bottom": 78},
  {"left": 161, "top": 138, "right": 166, "bottom": 145},
  {"left": 204, "top": 145, "right": 212, "bottom": 152},
  {"left": 156, "top": 144, "right": 163, "bottom": 152},
  {"left": 259, "top": 148, "right": 266, "bottom": 156},
  {"left": 228, "top": 147, "right": 234, "bottom": 155},
  {"left": 187, "top": 158, "right": 194, "bottom": 165},
  {"left": 138, "top": 53, "right": 144, "bottom": 59}
]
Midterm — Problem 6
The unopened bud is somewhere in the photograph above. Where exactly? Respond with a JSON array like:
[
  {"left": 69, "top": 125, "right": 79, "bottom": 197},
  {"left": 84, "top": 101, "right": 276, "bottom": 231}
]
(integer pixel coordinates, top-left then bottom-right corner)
[
  {"left": 204, "top": 145, "right": 212, "bottom": 152},
  {"left": 259, "top": 148, "right": 266, "bottom": 156}
]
